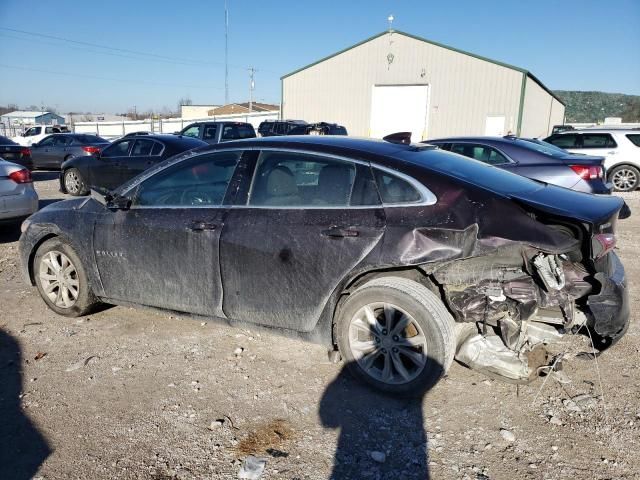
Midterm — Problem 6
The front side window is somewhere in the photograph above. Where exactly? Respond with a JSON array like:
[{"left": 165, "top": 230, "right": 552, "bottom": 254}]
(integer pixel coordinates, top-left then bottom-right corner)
[
  {"left": 53, "top": 135, "right": 71, "bottom": 146},
  {"left": 45, "top": 127, "right": 57, "bottom": 134},
  {"left": 451, "top": 143, "right": 510, "bottom": 165},
  {"left": 132, "top": 151, "right": 241, "bottom": 207},
  {"left": 581, "top": 134, "right": 617, "bottom": 149},
  {"left": 249, "top": 152, "right": 356, "bottom": 207},
  {"left": 181, "top": 125, "right": 202, "bottom": 138},
  {"left": 25, "top": 127, "right": 41, "bottom": 136},
  {"left": 102, "top": 140, "right": 132, "bottom": 158},
  {"left": 131, "top": 139, "right": 155, "bottom": 156},
  {"left": 547, "top": 134, "right": 578, "bottom": 148},
  {"left": 373, "top": 169, "right": 422, "bottom": 204},
  {"left": 202, "top": 125, "right": 218, "bottom": 140}
]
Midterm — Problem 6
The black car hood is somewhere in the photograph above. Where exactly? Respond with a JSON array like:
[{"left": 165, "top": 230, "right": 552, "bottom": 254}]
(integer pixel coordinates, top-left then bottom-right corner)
[{"left": 506, "top": 183, "right": 624, "bottom": 225}]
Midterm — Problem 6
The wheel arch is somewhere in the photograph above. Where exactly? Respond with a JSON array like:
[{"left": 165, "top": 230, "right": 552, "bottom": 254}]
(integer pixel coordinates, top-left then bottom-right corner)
[{"left": 27, "top": 233, "right": 60, "bottom": 285}]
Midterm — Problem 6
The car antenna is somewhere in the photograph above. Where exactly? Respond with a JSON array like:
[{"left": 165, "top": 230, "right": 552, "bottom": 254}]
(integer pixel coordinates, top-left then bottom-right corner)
[{"left": 383, "top": 132, "right": 412, "bottom": 145}]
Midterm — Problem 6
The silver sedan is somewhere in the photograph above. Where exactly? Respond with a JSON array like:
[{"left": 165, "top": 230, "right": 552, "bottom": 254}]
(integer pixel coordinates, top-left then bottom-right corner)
[{"left": 0, "top": 159, "right": 38, "bottom": 222}]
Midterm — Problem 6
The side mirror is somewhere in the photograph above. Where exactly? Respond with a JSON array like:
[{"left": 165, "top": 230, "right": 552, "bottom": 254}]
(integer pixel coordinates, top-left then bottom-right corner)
[{"left": 106, "top": 194, "right": 131, "bottom": 211}]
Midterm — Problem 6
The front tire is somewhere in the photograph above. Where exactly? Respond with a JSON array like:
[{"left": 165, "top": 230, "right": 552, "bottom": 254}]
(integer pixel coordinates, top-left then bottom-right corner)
[
  {"left": 63, "top": 168, "right": 88, "bottom": 196},
  {"left": 335, "top": 277, "right": 456, "bottom": 395},
  {"left": 609, "top": 165, "right": 640, "bottom": 192},
  {"left": 34, "top": 238, "right": 99, "bottom": 317}
]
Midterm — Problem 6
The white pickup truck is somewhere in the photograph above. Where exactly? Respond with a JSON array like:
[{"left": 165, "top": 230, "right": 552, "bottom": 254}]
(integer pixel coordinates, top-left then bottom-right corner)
[{"left": 12, "top": 125, "right": 69, "bottom": 146}]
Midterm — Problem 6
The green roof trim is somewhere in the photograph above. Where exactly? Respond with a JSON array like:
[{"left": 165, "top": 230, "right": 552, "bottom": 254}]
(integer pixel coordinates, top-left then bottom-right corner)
[{"left": 281, "top": 30, "right": 565, "bottom": 106}]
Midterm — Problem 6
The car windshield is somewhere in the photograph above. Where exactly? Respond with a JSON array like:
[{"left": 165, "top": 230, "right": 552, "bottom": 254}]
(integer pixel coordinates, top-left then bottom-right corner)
[
  {"left": 403, "top": 148, "right": 544, "bottom": 195},
  {"left": 0, "top": 135, "right": 17, "bottom": 145},
  {"left": 515, "top": 138, "right": 570, "bottom": 157}
]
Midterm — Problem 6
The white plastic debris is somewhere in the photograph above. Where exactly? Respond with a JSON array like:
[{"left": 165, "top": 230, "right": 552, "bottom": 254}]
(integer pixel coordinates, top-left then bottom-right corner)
[
  {"left": 500, "top": 429, "right": 515, "bottom": 442},
  {"left": 238, "top": 456, "right": 266, "bottom": 479}
]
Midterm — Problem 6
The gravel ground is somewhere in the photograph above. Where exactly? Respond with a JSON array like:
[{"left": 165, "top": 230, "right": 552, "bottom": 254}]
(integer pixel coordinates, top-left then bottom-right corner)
[{"left": 1, "top": 174, "right": 639, "bottom": 480}]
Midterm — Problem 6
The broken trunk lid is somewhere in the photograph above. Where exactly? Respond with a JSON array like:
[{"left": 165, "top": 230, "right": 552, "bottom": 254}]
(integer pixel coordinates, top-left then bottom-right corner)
[{"left": 508, "top": 183, "right": 625, "bottom": 226}]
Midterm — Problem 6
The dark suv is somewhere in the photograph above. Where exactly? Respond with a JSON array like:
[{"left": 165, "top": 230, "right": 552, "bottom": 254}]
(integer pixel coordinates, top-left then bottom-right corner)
[
  {"left": 258, "top": 120, "right": 308, "bottom": 137},
  {"left": 177, "top": 122, "right": 256, "bottom": 145},
  {"left": 259, "top": 120, "right": 347, "bottom": 137}
]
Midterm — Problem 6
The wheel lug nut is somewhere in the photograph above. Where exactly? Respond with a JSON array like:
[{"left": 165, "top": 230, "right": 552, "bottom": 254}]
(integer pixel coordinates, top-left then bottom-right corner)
[
  {"left": 382, "top": 329, "right": 388, "bottom": 335},
  {"left": 392, "top": 347, "right": 398, "bottom": 353},
  {"left": 381, "top": 348, "right": 387, "bottom": 354},
  {"left": 392, "top": 335, "right": 399, "bottom": 341}
]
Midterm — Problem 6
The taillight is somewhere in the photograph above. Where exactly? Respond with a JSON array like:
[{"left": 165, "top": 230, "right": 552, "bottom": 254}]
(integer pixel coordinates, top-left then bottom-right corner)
[
  {"left": 82, "top": 146, "right": 101, "bottom": 154},
  {"left": 592, "top": 233, "right": 616, "bottom": 259},
  {"left": 8, "top": 169, "right": 32, "bottom": 184},
  {"left": 20, "top": 147, "right": 31, "bottom": 157},
  {"left": 570, "top": 165, "right": 603, "bottom": 180}
]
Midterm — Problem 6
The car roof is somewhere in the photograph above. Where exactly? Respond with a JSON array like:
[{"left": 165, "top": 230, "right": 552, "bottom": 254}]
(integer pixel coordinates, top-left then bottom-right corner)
[
  {"left": 427, "top": 136, "right": 514, "bottom": 145},
  {"left": 125, "top": 134, "right": 207, "bottom": 147},
  {"left": 551, "top": 129, "right": 639, "bottom": 134},
  {"left": 205, "top": 135, "right": 434, "bottom": 159}
]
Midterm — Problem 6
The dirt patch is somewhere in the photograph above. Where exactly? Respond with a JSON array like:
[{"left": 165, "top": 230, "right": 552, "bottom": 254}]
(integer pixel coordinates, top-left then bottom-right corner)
[{"left": 236, "top": 419, "right": 294, "bottom": 456}]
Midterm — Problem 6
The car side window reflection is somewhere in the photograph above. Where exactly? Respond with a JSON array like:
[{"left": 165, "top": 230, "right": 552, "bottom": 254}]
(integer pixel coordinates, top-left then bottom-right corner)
[
  {"left": 102, "top": 140, "right": 132, "bottom": 158},
  {"left": 132, "top": 151, "right": 242, "bottom": 207},
  {"left": 451, "top": 143, "right": 509, "bottom": 165},
  {"left": 38, "top": 136, "right": 55, "bottom": 147},
  {"left": 373, "top": 169, "right": 422, "bottom": 204},
  {"left": 248, "top": 152, "right": 357, "bottom": 207}
]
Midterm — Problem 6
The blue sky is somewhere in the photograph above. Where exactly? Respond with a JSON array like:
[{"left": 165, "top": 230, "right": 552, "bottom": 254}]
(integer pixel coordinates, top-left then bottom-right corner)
[{"left": 0, "top": 0, "right": 638, "bottom": 113}]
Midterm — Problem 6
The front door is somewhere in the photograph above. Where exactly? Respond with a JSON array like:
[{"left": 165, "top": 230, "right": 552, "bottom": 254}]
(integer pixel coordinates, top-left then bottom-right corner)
[
  {"left": 220, "top": 149, "right": 386, "bottom": 332},
  {"left": 90, "top": 139, "right": 133, "bottom": 190},
  {"left": 93, "top": 150, "right": 244, "bottom": 315}
]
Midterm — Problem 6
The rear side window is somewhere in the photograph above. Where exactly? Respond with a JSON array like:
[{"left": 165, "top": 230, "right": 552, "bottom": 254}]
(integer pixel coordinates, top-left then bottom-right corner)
[
  {"left": 151, "top": 142, "right": 164, "bottom": 156},
  {"left": 451, "top": 143, "right": 510, "bottom": 165},
  {"left": 249, "top": 151, "right": 356, "bottom": 207},
  {"left": 581, "top": 134, "right": 617, "bottom": 148},
  {"left": 547, "top": 134, "right": 578, "bottom": 148},
  {"left": 131, "top": 139, "right": 155, "bottom": 156},
  {"left": 373, "top": 169, "right": 422, "bottom": 204},
  {"left": 627, "top": 134, "right": 640, "bottom": 147},
  {"left": 222, "top": 124, "right": 255, "bottom": 140}
]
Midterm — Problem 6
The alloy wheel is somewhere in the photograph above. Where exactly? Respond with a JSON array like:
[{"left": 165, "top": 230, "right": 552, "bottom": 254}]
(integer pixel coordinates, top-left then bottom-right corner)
[
  {"left": 348, "top": 302, "right": 428, "bottom": 385},
  {"left": 612, "top": 168, "right": 638, "bottom": 191},
  {"left": 64, "top": 170, "right": 81, "bottom": 194},
  {"left": 38, "top": 250, "right": 80, "bottom": 308}
]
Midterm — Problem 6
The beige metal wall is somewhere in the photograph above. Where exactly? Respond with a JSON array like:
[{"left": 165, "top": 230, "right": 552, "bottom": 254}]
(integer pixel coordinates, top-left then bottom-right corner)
[
  {"left": 520, "top": 77, "right": 565, "bottom": 138},
  {"left": 181, "top": 105, "right": 218, "bottom": 120},
  {"left": 282, "top": 32, "right": 524, "bottom": 139}
]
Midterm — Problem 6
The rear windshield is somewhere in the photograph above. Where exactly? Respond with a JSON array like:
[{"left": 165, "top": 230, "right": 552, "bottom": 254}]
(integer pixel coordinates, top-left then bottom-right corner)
[
  {"left": 0, "top": 135, "right": 17, "bottom": 145},
  {"left": 515, "top": 138, "right": 570, "bottom": 157},
  {"left": 75, "top": 134, "right": 108, "bottom": 144},
  {"left": 401, "top": 148, "right": 544, "bottom": 195}
]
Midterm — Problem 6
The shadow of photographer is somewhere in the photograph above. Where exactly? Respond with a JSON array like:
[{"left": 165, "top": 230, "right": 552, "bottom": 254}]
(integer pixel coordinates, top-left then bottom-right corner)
[
  {"left": 319, "top": 358, "right": 443, "bottom": 480},
  {"left": 0, "top": 329, "right": 51, "bottom": 479}
]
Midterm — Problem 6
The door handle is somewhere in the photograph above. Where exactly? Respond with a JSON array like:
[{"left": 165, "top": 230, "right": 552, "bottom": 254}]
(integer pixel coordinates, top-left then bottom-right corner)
[
  {"left": 321, "top": 226, "right": 359, "bottom": 238},
  {"left": 188, "top": 221, "right": 217, "bottom": 231}
]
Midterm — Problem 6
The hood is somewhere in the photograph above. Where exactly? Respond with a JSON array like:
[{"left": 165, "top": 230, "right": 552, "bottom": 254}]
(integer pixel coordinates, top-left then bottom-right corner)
[{"left": 507, "top": 183, "right": 624, "bottom": 225}]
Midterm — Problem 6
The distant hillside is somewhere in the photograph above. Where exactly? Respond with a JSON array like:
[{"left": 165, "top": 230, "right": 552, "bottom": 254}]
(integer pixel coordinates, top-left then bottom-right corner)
[{"left": 553, "top": 90, "right": 640, "bottom": 123}]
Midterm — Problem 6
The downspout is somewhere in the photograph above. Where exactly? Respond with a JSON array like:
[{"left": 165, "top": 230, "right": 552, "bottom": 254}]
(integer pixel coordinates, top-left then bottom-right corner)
[{"left": 516, "top": 73, "right": 527, "bottom": 136}]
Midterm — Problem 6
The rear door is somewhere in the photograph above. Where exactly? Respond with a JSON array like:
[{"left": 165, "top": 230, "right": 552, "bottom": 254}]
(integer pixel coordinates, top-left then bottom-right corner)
[
  {"left": 93, "top": 150, "right": 244, "bottom": 315},
  {"left": 576, "top": 133, "right": 618, "bottom": 168},
  {"left": 117, "top": 138, "right": 164, "bottom": 184},
  {"left": 219, "top": 149, "right": 386, "bottom": 331}
]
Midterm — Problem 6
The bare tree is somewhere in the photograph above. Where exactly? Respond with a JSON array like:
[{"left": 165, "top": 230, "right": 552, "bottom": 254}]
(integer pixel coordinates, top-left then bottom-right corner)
[{"left": 177, "top": 96, "right": 193, "bottom": 112}]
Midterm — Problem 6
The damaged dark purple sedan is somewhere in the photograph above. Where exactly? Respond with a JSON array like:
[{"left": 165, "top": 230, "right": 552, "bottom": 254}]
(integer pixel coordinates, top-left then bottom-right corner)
[{"left": 19, "top": 136, "right": 629, "bottom": 394}]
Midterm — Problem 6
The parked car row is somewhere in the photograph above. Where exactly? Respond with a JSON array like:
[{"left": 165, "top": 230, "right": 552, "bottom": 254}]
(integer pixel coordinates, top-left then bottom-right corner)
[
  {"left": 258, "top": 120, "right": 348, "bottom": 137},
  {"left": 544, "top": 129, "right": 640, "bottom": 192},
  {"left": 19, "top": 135, "right": 630, "bottom": 394}
]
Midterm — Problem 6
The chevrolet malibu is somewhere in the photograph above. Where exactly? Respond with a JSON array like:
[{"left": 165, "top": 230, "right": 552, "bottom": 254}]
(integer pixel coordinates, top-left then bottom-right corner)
[{"left": 19, "top": 137, "right": 629, "bottom": 394}]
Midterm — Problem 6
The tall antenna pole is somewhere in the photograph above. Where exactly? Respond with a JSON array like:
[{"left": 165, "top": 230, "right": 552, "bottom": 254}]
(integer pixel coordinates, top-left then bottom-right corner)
[
  {"left": 224, "top": 0, "right": 229, "bottom": 104},
  {"left": 248, "top": 67, "right": 256, "bottom": 112}
]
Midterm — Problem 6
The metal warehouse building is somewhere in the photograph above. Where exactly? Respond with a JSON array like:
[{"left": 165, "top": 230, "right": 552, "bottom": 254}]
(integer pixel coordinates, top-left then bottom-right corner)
[{"left": 281, "top": 30, "right": 565, "bottom": 141}]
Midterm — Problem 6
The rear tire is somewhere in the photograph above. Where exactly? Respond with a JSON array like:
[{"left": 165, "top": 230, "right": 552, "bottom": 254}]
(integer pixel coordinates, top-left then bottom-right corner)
[
  {"left": 63, "top": 168, "right": 88, "bottom": 196},
  {"left": 34, "top": 237, "right": 99, "bottom": 317},
  {"left": 335, "top": 277, "right": 456, "bottom": 396},
  {"left": 609, "top": 165, "right": 640, "bottom": 192}
]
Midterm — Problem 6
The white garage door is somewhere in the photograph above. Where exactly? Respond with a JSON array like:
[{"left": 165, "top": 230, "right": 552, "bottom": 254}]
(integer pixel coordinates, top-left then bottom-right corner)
[{"left": 369, "top": 84, "right": 430, "bottom": 142}]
